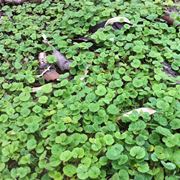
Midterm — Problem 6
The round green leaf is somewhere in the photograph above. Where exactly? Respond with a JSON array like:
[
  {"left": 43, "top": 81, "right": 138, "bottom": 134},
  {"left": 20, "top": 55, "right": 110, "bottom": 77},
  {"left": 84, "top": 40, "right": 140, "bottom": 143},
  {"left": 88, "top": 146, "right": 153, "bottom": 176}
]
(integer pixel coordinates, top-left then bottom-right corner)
[
  {"left": 119, "top": 169, "right": 129, "bottom": 180},
  {"left": 130, "top": 146, "right": 146, "bottom": 159},
  {"left": 19, "top": 92, "right": 31, "bottom": 101},
  {"left": 103, "top": 134, "right": 114, "bottom": 145},
  {"left": 88, "top": 103, "right": 100, "bottom": 112},
  {"left": 170, "top": 118, "right": 180, "bottom": 130},
  {"left": 47, "top": 55, "right": 56, "bottom": 64},
  {"left": 60, "top": 151, "right": 72, "bottom": 162},
  {"left": 95, "top": 85, "right": 107, "bottom": 96},
  {"left": 42, "top": 83, "right": 53, "bottom": 94},
  {"left": 0, "top": 162, "right": 5, "bottom": 172},
  {"left": 161, "top": 161, "right": 176, "bottom": 170},
  {"left": 118, "top": 155, "right": 128, "bottom": 165},
  {"left": 132, "top": 78, "right": 144, "bottom": 88},
  {"left": 156, "top": 99, "right": 170, "bottom": 110},
  {"left": 63, "top": 164, "right": 76, "bottom": 177},
  {"left": 137, "top": 162, "right": 149, "bottom": 173},
  {"left": 88, "top": 166, "right": 100, "bottom": 179},
  {"left": 131, "top": 59, "right": 141, "bottom": 68},
  {"left": 26, "top": 139, "right": 37, "bottom": 150},
  {"left": 107, "top": 104, "right": 119, "bottom": 115},
  {"left": 77, "top": 164, "right": 89, "bottom": 180},
  {"left": 38, "top": 96, "right": 48, "bottom": 104},
  {"left": 106, "top": 144, "right": 124, "bottom": 160}
]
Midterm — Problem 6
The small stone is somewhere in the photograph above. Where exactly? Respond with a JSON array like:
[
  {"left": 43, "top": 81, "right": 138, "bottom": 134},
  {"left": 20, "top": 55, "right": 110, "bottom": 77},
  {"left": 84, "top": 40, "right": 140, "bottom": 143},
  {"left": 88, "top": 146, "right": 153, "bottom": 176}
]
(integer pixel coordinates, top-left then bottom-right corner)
[
  {"left": 43, "top": 70, "right": 60, "bottom": 81},
  {"left": 162, "top": 14, "right": 174, "bottom": 25}
]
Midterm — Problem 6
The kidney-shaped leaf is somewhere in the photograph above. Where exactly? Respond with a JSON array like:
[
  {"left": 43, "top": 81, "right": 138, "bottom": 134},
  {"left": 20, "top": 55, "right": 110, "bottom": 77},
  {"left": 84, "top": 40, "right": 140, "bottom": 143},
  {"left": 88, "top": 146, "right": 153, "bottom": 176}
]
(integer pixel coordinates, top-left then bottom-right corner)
[{"left": 106, "top": 144, "right": 124, "bottom": 160}]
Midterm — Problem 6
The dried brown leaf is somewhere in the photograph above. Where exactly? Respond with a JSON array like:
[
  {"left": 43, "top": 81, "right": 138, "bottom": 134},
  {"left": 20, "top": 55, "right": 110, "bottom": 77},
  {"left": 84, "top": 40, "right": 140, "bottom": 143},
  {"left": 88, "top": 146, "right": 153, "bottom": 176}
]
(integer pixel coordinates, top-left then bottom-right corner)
[
  {"left": 105, "top": 16, "right": 131, "bottom": 26},
  {"left": 32, "top": 86, "right": 42, "bottom": 92},
  {"left": 123, "top": 108, "right": 156, "bottom": 117}
]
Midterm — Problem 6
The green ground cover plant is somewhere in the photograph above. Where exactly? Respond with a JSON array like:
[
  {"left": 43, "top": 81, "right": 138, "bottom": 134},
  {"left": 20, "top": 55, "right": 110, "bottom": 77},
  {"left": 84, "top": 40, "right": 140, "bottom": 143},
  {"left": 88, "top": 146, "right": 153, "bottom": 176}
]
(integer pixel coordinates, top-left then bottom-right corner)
[{"left": 0, "top": 0, "right": 180, "bottom": 179}]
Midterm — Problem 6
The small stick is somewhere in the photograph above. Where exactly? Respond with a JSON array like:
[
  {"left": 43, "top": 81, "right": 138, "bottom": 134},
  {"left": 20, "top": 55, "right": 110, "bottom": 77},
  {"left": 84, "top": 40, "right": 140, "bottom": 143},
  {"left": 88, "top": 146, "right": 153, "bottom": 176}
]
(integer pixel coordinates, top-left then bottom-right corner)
[
  {"left": 37, "top": 65, "right": 51, "bottom": 78},
  {"left": 80, "top": 64, "right": 91, "bottom": 81}
]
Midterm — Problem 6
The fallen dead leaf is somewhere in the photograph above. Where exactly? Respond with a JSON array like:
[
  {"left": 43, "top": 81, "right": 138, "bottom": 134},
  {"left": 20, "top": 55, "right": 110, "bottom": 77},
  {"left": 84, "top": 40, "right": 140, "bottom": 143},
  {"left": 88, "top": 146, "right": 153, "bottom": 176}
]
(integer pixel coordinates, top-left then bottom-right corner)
[
  {"left": 123, "top": 108, "right": 156, "bottom": 117},
  {"left": 89, "top": 16, "right": 131, "bottom": 33},
  {"left": 105, "top": 16, "right": 131, "bottom": 26},
  {"left": 32, "top": 86, "right": 43, "bottom": 92}
]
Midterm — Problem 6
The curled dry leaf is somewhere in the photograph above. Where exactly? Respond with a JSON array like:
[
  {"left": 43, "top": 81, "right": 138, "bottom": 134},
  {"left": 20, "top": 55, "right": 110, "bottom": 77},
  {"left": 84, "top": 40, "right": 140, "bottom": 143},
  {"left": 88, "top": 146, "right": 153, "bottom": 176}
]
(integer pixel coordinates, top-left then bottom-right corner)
[
  {"left": 53, "top": 50, "right": 71, "bottom": 71},
  {"left": 32, "top": 86, "right": 43, "bottom": 93},
  {"left": 105, "top": 16, "right": 131, "bottom": 26},
  {"left": 89, "top": 16, "right": 131, "bottom": 33},
  {"left": 123, "top": 108, "right": 156, "bottom": 117}
]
